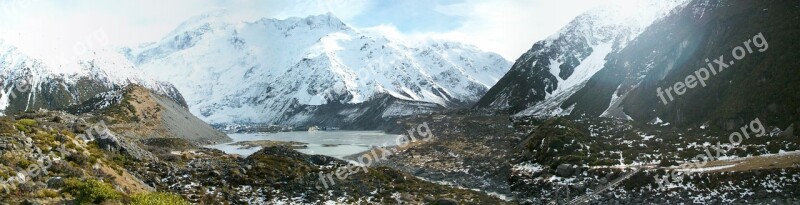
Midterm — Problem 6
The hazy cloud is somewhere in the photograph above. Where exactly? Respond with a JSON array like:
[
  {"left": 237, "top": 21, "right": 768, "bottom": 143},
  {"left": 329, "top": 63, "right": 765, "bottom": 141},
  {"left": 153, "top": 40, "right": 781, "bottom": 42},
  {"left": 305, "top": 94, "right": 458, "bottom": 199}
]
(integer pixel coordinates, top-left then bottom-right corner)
[{"left": 0, "top": 0, "right": 620, "bottom": 60}]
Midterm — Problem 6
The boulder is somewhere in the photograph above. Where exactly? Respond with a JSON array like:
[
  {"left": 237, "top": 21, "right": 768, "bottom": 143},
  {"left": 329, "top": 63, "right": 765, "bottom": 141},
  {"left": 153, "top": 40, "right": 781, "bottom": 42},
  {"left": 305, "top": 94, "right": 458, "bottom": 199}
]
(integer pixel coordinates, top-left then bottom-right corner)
[
  {"left": 756, "top": 189, "right": 768, "bottom": 199},
  {"left": 96, "top": 132, "right": 157, "bottom": 161},
  {"left": 571, "top": 183, "right": 586, "bottom": 192},
  {"left": 424, "top": 196, "right": 436, "bottom": 202},
  {"left": 432, "top": 198, "right": 458, "bottom": 205},
  {"left": 599, "top": 177, "right": 609, "bottom": 185},
  {"left": 72, "top": 118, "right": 88, "bottom": 133},
  {"left": 556, "top": 164, "right": 576, "bottom": 177},
  {"left": 46, "top": 177, "right": 64, "bottom": 189}
]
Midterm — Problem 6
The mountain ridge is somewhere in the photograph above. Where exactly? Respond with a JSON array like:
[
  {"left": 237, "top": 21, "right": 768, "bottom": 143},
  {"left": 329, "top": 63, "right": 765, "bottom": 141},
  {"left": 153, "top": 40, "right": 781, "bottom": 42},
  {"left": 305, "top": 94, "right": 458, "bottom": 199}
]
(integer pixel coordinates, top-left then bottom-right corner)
[
  {"left": 475, "top": 0, "right": 690, "bottom": 117},
  {"left": 0, "top": 39, "right": 186, "bottom": 115},
  {"left": 125, "top": 11, "right": 511, "bottom": 127}
]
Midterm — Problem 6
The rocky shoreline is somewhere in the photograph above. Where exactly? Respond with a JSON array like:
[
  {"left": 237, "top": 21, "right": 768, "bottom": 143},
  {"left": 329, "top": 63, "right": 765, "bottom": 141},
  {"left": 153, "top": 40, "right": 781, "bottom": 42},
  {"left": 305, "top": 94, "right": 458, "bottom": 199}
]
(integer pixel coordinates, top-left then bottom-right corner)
[{"left": 230, "top": 140, "right": 308, "bottom": 150}]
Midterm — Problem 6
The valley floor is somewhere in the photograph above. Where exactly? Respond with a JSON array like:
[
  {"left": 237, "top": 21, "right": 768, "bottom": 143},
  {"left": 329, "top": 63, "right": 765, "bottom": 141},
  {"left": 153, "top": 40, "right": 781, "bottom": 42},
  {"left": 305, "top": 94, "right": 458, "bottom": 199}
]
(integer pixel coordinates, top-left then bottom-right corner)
[
  {"left": 349, "top": 111, "right": 800, "bottom": 204},
  {"left": 2, "top": 108, "right": 799, "bottom": 204}
]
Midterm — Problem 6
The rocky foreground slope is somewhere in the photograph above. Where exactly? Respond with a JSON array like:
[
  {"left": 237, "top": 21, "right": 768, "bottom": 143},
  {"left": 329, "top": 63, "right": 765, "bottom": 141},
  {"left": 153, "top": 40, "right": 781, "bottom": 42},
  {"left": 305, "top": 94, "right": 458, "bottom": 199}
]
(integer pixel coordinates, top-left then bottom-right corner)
[
  {"left": 3, "top": 100, "right": 793, "bottom": 205},
  {"left": 0, "top": 86, "right": 508, "bottom": 204},
  {"left": 370, "top": 111, "right": 800, "bottom": 204},
  {"left": 433, "top": 1, "right": 800, "bottom": 203},
  {"left": 509, "top": 116, "right": 800, "bottom": 204}
]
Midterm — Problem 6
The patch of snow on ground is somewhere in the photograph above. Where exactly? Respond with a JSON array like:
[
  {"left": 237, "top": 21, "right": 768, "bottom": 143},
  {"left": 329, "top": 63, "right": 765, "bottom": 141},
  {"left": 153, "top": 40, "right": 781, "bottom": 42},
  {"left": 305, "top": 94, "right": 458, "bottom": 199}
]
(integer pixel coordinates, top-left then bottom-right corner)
[
  {"left": 641, "top": 133, "right": 655, "bottom": 141},
  {"left": 513, "top": 163, "right": 544, "bottom": 174}
]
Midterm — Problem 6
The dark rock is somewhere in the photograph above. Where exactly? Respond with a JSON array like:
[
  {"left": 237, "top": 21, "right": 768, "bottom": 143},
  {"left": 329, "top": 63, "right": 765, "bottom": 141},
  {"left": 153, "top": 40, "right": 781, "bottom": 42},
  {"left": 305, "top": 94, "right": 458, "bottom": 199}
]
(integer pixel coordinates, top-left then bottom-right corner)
[
  {"left": 72, "top": 118, "right": 88, "bottom": 134},
  {"left": 432, "top": 198, "right": 458, "bottom": 205},
  {"left": 96, "top": 134, "right": 121, "bottom": 152},
  {"left": 571, "top": 183, "right": 586, "bottom": 192},
  {"left": 424, "top": 196, "right": 436, "bottom": 202},
  {"left": 756, "top": 190, "right": 768, "bottom": 199},
  {"left": 0, "top": 139, "right": 13, "bottom": 151},
  {"left": 46, "top": 177, "right": 64, "bottom": 189},
  {"left": 556, "top": 164, "right": 575, "bottom": 177},
  {"left": 96, "top": 132, "right": 157, "bottom": 161},
  {"left": 599, "top": 177, "right": 609, "bottom": 185},
  {"left": 17, "top": 181, "right": 36, "bottom": 193}
]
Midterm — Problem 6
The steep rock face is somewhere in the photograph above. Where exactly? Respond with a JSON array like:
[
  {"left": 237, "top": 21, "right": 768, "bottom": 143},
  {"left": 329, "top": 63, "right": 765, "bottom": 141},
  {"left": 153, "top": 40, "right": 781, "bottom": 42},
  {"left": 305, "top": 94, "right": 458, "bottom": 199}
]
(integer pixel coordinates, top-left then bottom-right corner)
[
  {"left": 475, "top": 0, "right": 689, "bottom": 116},
  {"left": 0, "top": 40, "right": 184, "bottom": 115},
  {"left": 124, "top": 11, "right": 510, "bottom": 127},
  {"left": 566, "top": 0, "right": 800, "bottom": 129},
  {"left": 480, "top": 0, "right": 798, "bottom": 130}
]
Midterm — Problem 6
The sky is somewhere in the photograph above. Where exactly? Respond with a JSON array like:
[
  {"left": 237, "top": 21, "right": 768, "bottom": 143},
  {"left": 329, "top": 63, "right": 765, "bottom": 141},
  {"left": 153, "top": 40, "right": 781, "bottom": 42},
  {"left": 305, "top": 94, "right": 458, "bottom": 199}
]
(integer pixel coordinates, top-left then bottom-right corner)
[{"left": 0, "top": 0, "right": 618, "bottom": 60}]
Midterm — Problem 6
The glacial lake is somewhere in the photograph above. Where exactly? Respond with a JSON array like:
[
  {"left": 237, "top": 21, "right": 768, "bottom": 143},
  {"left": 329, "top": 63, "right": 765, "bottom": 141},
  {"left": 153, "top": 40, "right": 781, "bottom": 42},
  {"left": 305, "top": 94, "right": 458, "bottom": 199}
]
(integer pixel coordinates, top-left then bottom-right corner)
[{"left": 206, "top": 131, "right": 402, "bottom": 159}]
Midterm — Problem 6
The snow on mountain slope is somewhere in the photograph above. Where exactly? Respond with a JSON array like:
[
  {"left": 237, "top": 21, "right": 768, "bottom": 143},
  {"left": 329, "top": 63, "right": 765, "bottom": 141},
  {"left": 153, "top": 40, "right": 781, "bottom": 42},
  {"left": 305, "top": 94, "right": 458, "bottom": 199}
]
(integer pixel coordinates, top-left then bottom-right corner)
[
  {"left": 0, "top": 39, "right": 184, "bottom": 114},
  {"left": 476, "top": 0, "right": 689, "bottom": 118},
  {"left": 125, "top": 11, "right": 511, "bottom": 125}
]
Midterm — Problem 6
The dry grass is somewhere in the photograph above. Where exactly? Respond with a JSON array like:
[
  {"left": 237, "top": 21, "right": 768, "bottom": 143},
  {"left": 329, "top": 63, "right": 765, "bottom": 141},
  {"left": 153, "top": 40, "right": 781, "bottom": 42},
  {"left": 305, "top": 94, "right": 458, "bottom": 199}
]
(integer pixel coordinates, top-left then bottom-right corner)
[
  {"left": 690, "top": 151, "right": 800, "bottom": 172},
  {"left": 97, "top": 162, "right": 154, "bottom": 194}
]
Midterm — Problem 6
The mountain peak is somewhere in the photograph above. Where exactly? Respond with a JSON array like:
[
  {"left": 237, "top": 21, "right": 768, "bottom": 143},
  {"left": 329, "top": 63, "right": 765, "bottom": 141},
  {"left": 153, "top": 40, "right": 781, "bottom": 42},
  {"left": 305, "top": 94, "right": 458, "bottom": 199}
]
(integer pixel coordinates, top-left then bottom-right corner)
[
  {"left": 0, "top": 37, "right": 184, "bottom": 115},
  {"left": 279, "top": 13, "right": 349, "bottom": 31},
  {"left": 309, "top": 12, "right": 342, "bottom": 23},
  {"left": 126, "top": 11, "right": 511, "bottom": 126},
  {"left": 545, "top": 0, "right": 690, "bottom": 45},
  {"left": 167, "top": 9, "right": 234, "bottom": 36},
  {"left": 476, "top": 0, "right": 689, "bottom": 115}
]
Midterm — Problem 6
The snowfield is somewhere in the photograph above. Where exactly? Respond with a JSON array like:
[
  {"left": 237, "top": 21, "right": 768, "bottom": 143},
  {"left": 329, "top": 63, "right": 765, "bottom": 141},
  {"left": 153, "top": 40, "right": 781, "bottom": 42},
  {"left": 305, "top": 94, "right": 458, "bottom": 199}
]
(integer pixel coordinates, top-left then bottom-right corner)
[{"left": 125, "top": 11, "right": 511, "bottom": 125}]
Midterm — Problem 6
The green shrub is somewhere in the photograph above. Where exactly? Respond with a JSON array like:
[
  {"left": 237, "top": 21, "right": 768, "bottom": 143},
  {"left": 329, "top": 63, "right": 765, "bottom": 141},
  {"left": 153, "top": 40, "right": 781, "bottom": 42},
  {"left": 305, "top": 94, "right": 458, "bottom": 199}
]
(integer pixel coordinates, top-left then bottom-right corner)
[
  {"left": 13, "top": 119, "right": 37, "bottom": 133},
  {"left": 0, "top": 118, "right": 16, "bottom": 135},
  {"left": 14, "top": 124, "right": 29, "bottom": 133},
  {"left": 131, "top": 192, "right": 190, "bottom": 205},
  {"left": 16, "top": 159, "right": 34, "bottom": 169},
  {"left": 63, "top": 178, "right": 121, "bottom": 204},
  {"left": 66, "top": 154, "right": 92, "bottom": 166},
  {"left": 35, "top": 189, "right": 59, "bottom": 198},
  {"left": 17, "top": 119, "right": 37, "bottom": 126}
]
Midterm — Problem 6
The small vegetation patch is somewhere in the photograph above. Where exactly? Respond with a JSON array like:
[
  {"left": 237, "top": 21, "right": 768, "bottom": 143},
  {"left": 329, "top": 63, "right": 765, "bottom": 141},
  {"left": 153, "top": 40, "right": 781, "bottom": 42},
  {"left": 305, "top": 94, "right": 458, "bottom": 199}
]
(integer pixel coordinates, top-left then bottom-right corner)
[
  {"left": 63, "top": 178, "right": 122, "bottom": 204},
  {"left": 130, "top": 192, "right": 190, "bottom": 205}
]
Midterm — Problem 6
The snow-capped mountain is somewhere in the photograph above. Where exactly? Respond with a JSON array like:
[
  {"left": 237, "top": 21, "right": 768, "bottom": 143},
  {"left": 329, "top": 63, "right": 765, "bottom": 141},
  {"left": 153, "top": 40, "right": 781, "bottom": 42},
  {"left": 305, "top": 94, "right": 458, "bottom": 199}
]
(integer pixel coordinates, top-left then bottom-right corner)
[
  {"left": 481, "top": 0, "right": 798, "bottom": 129},
  {"left": 0, "top": 39, "right": 184, "bottom": 115},
  {"left": 124, "top": 11, "right": 511, "bottom": 127},
  {"left": 509, "top": 1, "right": 800, "bottom": 202},
  {"left": 574, "top": 0, "right": 800, "bottom": 128},
  {"left": 475, "top": 0, "right": 689, "bottom": 117}
]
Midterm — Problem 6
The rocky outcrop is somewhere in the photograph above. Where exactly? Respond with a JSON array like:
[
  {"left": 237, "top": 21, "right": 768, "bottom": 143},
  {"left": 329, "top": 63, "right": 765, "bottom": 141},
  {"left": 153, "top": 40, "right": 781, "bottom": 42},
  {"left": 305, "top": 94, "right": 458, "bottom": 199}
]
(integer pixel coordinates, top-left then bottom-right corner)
[
  {"left": 95, "top": 132, "right": 157, "bottom": 161},
  {"left": 70, "top": 85, "right": 231, "bottom": 145}
]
